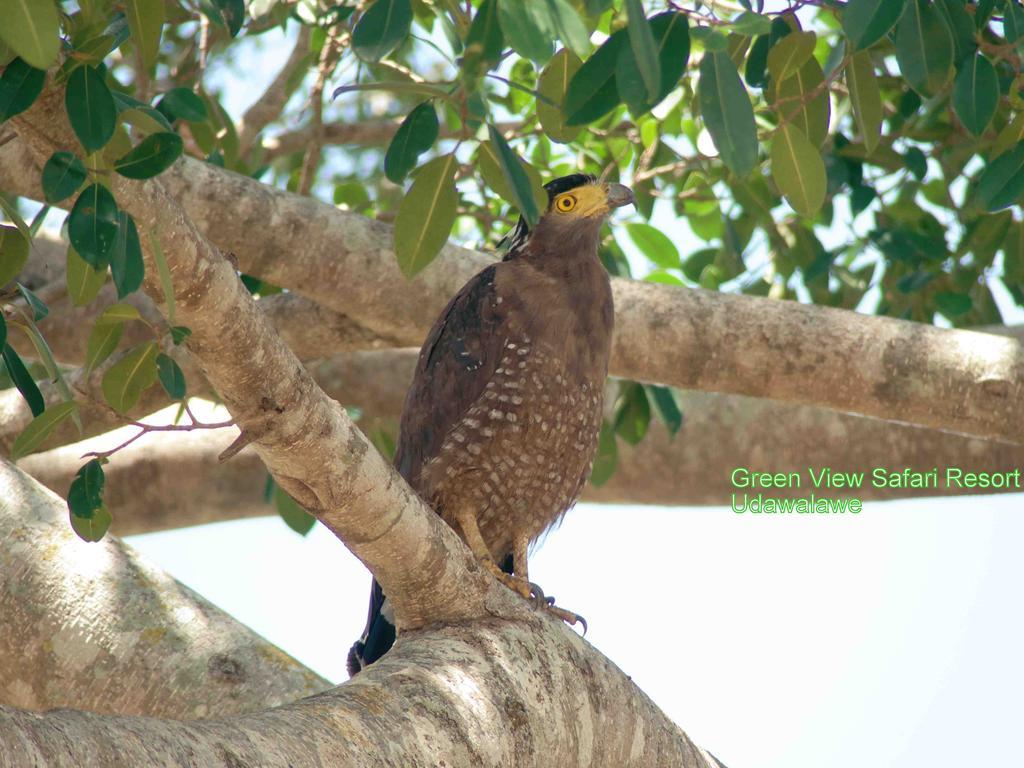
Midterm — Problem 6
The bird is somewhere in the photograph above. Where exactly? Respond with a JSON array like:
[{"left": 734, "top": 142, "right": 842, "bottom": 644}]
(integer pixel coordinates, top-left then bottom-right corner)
[{"left": 347, "top": 173, "right": 634, "bottom": 676}]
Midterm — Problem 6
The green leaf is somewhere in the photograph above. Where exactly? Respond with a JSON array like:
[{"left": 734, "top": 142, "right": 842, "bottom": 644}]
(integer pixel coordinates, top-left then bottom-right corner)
[
  {"left": 125, "top": 0, "right": 164, "bottom": 69},
  {"left": 843, "top": 0, "right": 907, "bottom": 51},
  {"left": 935, "top": 0, "right": 976, "bottom": 64},
  {"left": 148, "top": 229, "right": 176, "bottom": 323},
  {"left": 478, "top": 141, "right": 547, "bottom": 214},
  {"left": 18, "top": 317, "right": 76, "bottom": 421},
  {"left": 69, "top": 504, "right": 112, "bottom": 542},
  {"left": 772, "top": 123, "right": 826, "bottom": 217},
  {"left": 463, "top": 0, "right": 504, "bottom": 74},
  {"left": 625, "top": 223, "right": 680, "bottom": 269},
  {"left": 384, "top": 102, "right": 439, "bottom": 184},
  {"left": 274, "top": 485, "right": 316, "bottom": 535},
  {"left": 0, "top": 0, "right": 60, "bottom": 70},
  {"left": 647, "top": 384, "right": 683, "bottom": 437},
  {"left": 68, "top": 184, "right": 120, "bottom": 269},
  {"left": 28, "top": 205, "right": 48, "bottom": 238},
  {"left": 623, "top": 0, "right": 660, "bottom": 101},
  {"left": 498, "top": 0, "right": 554, "bottom": 63},
  {"left": 699, "top": 50, "right": 758, "bottom": 176},
  {"left": 2, "top": 343, "right": 44, "bottom": 416},
  {"left": 170, "top": 325, "right": 191, "bottom": 345},
  {"left": 731, "top": 12, "right": 774, "bottom": 37},
  {"left": 538, "top": 49, "right": 583, "bottom": 143},
  {"left": 953, "top": 53, "right": 997, "bottom": 137},
  {"left": 11, "top": 401, "right": 77, "bottom": 459},
  {"left": 975, "top": 141, "right": 1024, "bottom": 212},
  {"left": 17, "top": 283, "right": 47, "bottom": 320},
  {"left": 100, "top": 302, "right": 143, "bottom": 323},
  {"left": 589, "top": 421, "right": 618, "bottom": 486},
  {"left": 108, "top": 212, "right": 144, "bottom": 298},
  {"left": 614, "top": 382, "right": 650, "bottom": 445},
  {"left": 204, "top": 0, "right": 245, "bottom": 38},
  {"left": 0, "top": 315, "right": 5, "bottom": 351},
  {"left": 0, "top": 196, "right": 30, "bottom": 243},
  {"left": 84, "top": 303, "right": 142, "bottom": 375},
  {"left": 0, "top": 224, "right": 29, "bottom": 288},
  {"left": 487, "top": 125, "right": 541, "bottom": 227},
  {"left": 65, "top": 66, "right": 117, "bottom": 153},
  {"left": 84, "top": 316, "right": 124, "bottom": 374},
  {"left": 101, "top": 341, "right": 159, "bottom": 413},
  {"left": 846, "top": 49, "right": 883, "bottom": 154},
  {"left": 616, "top": 12, "right": 689, "bottom": 116},
  {"left": 934, "top": 291, "right": 972, "bottom": 317},
  {"left": 393, "top": 153, "right": 458, "bottom": 278},
  {"left": 767, "top": 30, "right": 816, "bottom": 83},
  {"left": 992, "top": 113, "right": 1024, "bottom": 160},
  {"left": 545, "top": 0, "right": 590, "bottom": 59},
  {"left": 68, "top": 459, "right": 106, "bottom": 519},
  {"left": 41, "top": 152, "right": 88, "bottom": 204},
  {"left": 352, "top": 0, "right": 413, "bottom": 62},
  {"left": 66, "top": 246, "right": 107, "bottom": 306},
  {"left": 156, "top": 87, "right": 207, "bottom": 122},
  {"left": 155, "top": 352, "right": 186, "bottom": 399},
  {"left": 1005, "top": 0, "right": 1024, "bottom": 43},
  {"left": 0, "top": 57, "right": 45, "bottom": 123},
  {"left": 770, "top": 56, "right": 830, "bottom": 147},
  {"left": 895, "top": 0, "right": 953, "bottom": 97},
  {"left": 565, "top": 30, "right": 627, "bottom": 125},
  {"left": 119, "top": 107, "right": 174, "bottom": 138},
  {"left": 114, "top": 132, "right": 183, "bottom": 179}
]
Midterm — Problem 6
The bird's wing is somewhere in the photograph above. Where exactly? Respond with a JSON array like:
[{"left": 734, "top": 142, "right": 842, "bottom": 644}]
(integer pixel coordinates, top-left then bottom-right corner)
[{"left": 393, "top": 263, "right": 505, "bottom": 486}]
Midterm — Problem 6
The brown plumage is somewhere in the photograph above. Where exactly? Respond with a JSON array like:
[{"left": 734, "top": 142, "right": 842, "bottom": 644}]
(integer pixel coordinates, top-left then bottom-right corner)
[{"left": 348, "top": 174, "right": 633, "bottom": 675}]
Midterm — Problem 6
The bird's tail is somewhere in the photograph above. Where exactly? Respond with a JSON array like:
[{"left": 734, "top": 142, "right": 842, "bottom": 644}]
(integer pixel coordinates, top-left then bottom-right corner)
[
  {"left": 346, "top": 579, "right": 395, "bottom": 677},
  {"left": 347, "top": 555, "right": 516, "bottom": 676}
]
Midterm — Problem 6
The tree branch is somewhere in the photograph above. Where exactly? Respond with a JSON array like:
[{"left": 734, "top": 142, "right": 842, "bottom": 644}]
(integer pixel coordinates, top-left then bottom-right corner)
[
  {"left": 21, "top": 351, "right": 1024, "bottom": 537},
  {"left": 259, "top": 119, "right": 519, "bottom": 160},
  {"left": 2, "top": 462, "right": 717, "bottom": 766},
  {"left": 12, "top": 137, "right": 1024, "bottom": 444},
  {"left": 3, "top": 136, "right": 1023, "bottom": 442},
  {"left": 0, "top": 459, "right": 329, "bottom": 717},
  {"left": 235, "top": 25, "right": 312, "bottom": 156},
  {"left": 13, "top": 81, "right": 512, "bottom": 635}
]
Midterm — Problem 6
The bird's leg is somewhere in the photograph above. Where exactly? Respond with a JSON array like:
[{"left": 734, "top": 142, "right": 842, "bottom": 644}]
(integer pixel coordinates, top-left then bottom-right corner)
[
  {"left": 454, "top": 508, "right": 532, "bottom": 600},
  {"left": 513, "top": 534, "right": 588, "bottom": 634}
]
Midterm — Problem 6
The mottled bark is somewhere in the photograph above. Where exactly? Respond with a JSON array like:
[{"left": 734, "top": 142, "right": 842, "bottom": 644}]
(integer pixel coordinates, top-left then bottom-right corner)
[
  {"left": 8, "top": 274, "right": 388, "bottom": 369},
  {"left": 0, "top": 78, "right": 713, "bottom": 768},
  {"left": 0, "top": 460, "right": 329, "bottom": 718},
  {"left": 22, "top": 354, "right": 1024, "bottom": 537},
  {"left": 18, "top": 87, "right": 506, "bottom": 630},
  {"left": 3, "top": 135, "right": 1020, "bottom": 441},
  {"left": 0, "top": 463, "right": 714, "bottom": 767}
]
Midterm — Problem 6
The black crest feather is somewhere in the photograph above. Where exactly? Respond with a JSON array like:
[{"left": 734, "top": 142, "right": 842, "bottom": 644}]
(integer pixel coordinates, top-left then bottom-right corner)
[{"left": 498, "top": 173, "right": 598, "bottom": 259}]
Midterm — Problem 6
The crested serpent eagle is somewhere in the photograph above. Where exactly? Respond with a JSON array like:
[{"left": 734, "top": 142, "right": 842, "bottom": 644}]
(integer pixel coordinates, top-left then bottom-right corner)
[{"left": 348, "top": 174, "right": 634, "bottom": 675}]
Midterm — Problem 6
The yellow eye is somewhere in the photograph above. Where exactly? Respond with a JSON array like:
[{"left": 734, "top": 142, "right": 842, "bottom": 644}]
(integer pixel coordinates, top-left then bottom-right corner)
[{"left": 555, "top": 195, "right": 577, "bottom": 212}]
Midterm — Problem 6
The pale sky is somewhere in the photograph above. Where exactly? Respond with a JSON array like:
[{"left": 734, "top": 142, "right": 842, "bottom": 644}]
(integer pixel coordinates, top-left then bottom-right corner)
[
  {"left": 112, "top": 9, "right": 1024, "bottom": 767},
  {"left": 128, "top": 491, "right": 1024, "bottom": 768}
]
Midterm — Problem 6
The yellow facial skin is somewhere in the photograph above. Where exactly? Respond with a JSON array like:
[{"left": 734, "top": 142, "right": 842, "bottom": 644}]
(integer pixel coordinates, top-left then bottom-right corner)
[{"left": 551, "top": 184, "right": 612, "bottom": 219}]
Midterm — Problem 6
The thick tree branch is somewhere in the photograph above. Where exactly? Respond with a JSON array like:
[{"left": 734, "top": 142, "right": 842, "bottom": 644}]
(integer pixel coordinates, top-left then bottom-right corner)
[
  {"left": 9, "top": 272, "right": 389, "bottom": 369},
  {"left": 0, "top": 460, "right": 329, "bottom": 717},
  {"left": 3, "top": 136, "right": 1019, "bottom": 442},
  {"left": 1, "top": 462, "right": 716, "bottom": 767},
  {"left": 13, "top": 83, "right": 513, "bottom": 635},
  {"left": 21, "top": 352, "right": 1024, "bottom": 537},
  {"left": 3, "top": 79, "right": 716, "bottom": 767}
]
